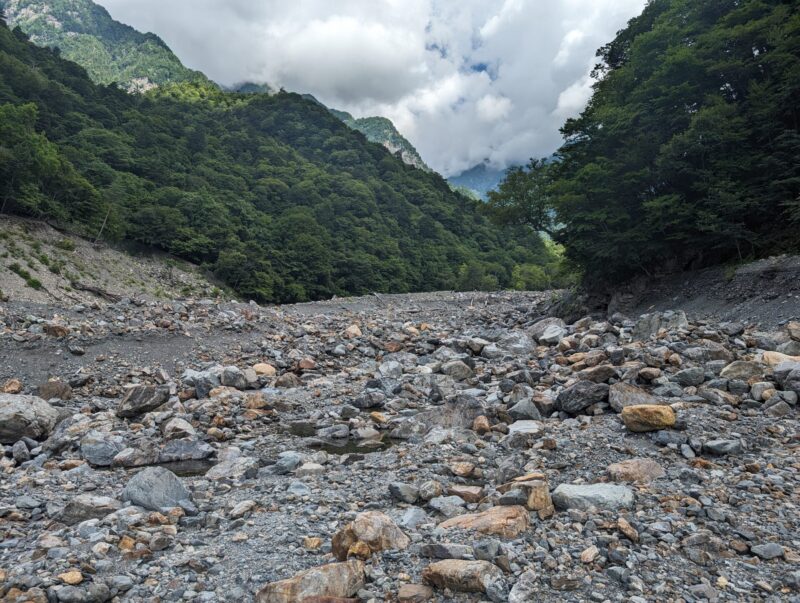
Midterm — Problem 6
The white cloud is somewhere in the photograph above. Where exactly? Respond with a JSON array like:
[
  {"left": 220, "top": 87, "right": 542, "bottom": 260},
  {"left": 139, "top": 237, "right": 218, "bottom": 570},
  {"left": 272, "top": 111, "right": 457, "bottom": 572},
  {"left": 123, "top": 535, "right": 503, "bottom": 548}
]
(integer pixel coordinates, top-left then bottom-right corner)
[{"left": 97, "top": 0, "right": 646, "bottom": 175}]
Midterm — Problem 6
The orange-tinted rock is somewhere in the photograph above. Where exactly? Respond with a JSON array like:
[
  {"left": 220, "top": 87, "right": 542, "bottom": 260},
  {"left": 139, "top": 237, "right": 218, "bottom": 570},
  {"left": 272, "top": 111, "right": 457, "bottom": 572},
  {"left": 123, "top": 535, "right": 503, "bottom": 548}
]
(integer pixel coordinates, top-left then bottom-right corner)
[{"left": 438, "top": 505, "right": 530, "bottom": 538}]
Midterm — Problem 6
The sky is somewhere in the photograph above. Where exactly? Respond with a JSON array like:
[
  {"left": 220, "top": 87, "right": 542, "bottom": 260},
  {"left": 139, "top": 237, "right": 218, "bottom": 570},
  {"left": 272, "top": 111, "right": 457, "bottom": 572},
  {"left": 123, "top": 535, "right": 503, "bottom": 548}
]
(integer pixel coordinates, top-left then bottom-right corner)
[{"left": 98, "top": 0, "right": 646, "bottom": 176}]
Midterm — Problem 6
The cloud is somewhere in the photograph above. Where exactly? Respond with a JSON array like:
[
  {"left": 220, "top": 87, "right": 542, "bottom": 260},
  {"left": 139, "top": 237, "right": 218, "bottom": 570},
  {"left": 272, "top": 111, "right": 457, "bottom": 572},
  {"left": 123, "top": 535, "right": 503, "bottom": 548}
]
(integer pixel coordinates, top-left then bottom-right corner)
[{"left": 97, "top": 0, "right": 646, "bottom": 176}]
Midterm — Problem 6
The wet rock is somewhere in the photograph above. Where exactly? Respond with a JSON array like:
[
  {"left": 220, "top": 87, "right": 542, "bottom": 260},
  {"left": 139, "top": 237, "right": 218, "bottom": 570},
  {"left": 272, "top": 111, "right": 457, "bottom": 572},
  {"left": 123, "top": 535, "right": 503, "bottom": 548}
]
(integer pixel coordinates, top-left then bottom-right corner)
[
  {"left": 116, "top": 385, "right": 170, "bottom": 418},
  {"left": 422, "top": 560, "right": 507, "bottom": 602},
  {"left": 0, "top": 394, "right": 60, "bottom": 444},
  {"left": 255, "top": 560, "right": 365, "bottom": 603},
  {"left": 438, "top": 505, "right": 530, "bottom": 538},
  {"left": 552, "top": 484, "right": 634, "bottom": 511},
  {"left": 621, "top": 404, "right": 676, "bottom": 432},
  {"left": 121, "top": 466, "right": 193, "bottom": 512}
]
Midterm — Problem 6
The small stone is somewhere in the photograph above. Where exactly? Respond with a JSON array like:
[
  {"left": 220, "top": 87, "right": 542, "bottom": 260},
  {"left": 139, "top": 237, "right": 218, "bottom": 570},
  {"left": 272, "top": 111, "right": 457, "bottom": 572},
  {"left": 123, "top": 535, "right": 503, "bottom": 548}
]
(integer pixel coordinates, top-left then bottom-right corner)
[
  {"left": 397, "top": 584, "right": 434, "bottom": 603},
  {"left": 58, "top": 571, "right": 83, "bottom": 585},
  {"left": 2, "top": 379, "right": 23, "bottom": 394},
  {"left": 121, "top": 467, "right": 193, "bottom": 512},
  {"left": 720, "top": 361, "right": 765, "bottom": 381},
  {"left": 254, "top": 363, "right": 277, "bottom": 376},
  {"left": 581, "top": 545, "right": 600, "bottom": 563},
  {"left": 116, "top": 385, "right": 170, "bottom": 418}
]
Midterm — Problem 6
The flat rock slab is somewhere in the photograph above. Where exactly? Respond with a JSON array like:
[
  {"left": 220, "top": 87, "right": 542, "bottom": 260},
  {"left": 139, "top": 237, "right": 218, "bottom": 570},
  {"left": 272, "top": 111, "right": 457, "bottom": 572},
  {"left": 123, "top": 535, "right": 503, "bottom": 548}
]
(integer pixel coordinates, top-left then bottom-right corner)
[
  {"left": 607, "top": 458, "right": 666, "bottom": 483},
  {"left": 438, "top": 505, "right": 530, "bottom": 538},
  {"left": 422, "top": 559, "right": 506, "bottom": 602},
  {"left": 117, "top": 385, "right": 170, "bottom": 418},
  {"left": 552, "top": 483, "right": 634, "bottom": 511}
]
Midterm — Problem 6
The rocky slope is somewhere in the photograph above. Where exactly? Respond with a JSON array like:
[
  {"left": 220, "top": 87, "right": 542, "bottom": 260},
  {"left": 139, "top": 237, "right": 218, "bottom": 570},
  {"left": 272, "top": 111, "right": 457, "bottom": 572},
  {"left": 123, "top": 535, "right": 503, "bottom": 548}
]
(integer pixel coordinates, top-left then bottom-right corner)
[
  {"left": 0, "top": 288, "right": 798, "bottom": 602},
  {"left": 0, "top": 217, "right": 228, "bottom": 305}
]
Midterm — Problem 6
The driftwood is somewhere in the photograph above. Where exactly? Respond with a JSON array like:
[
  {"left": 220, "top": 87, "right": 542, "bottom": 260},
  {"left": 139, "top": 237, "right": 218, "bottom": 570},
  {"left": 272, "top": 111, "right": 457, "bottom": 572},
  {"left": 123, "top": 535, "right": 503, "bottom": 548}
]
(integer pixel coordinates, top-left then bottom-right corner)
[{"left": 73, "top": 282, "right": 122, "bottom": 302}]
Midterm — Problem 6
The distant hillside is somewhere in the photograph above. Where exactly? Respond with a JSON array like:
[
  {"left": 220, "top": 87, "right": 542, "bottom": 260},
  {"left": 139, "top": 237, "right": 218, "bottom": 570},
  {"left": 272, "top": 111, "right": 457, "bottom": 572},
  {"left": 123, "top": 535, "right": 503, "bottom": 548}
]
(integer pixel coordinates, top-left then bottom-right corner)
[
  {"left": 0, "top": 19, "right": 554, "bottom": 303},
  {"left": 1, "top": 0, "right": 209, "bottom": 91},
  {"left": 447, "top": 162, "right": 507, "bottom": 200}
]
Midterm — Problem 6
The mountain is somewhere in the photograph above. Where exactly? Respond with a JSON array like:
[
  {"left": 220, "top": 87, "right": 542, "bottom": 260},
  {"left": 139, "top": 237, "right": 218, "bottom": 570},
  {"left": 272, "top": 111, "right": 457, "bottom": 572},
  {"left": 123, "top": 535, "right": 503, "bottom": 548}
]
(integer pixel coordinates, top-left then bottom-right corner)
[
  {"left": 0, "top": 0, "right": 209, "bottom": 91},
  {"left": 339, "top": 115, "right": 430, "bottom": 172},
  {"left": 0, "top": 18, "right": 554, "bottom": 303},
  {"left": 447, "top": 162, "right": 507, "bottom": 200},
  {"left": 301, "top": 95, "right": 430, "bottom": 171}
]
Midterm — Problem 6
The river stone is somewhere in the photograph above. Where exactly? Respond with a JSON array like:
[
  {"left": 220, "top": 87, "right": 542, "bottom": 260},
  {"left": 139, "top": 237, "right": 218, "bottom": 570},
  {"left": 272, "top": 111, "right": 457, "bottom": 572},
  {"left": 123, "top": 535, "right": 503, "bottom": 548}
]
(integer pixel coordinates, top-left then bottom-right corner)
[
  {"left": 529, "top": 317, "right": 566, "bottom": 342},
  {"left": 703, "top": 439, "right": 742, "bottom": 456},
  {"left": 751, "top": 543, "right": 784, "bottom": 560},
  {"left": 438, "top": 505, "right": 530, "bottom": 538},
  {"left": 220, "top": 366, "right": 247, "bottom": 390},
  {"left": 255, "top": 560, "right": 365, "bottom": 603},
  {"left": 80, "top": 431, "right": 126, "bottom": 466},
  {"left": 422, "top": 559, "right": 507, "bottom": 602},
  {"left": 719, "top": 361, "right": 765, "bottom": 381},
  {"left": 621, "top": 404, "right": 676, "bottom": 432},
  {"left": 441, "top": 360, "right": 473, "bottom": 381},
  {"left": 607, "top": 458, "right": 665, "bottom": 483},
  {"left": 552, "top": 483, "right": 634, "bottom": 511},
  {"left": 508, "top": 398, "right": 541, "bottom": 421},
  {"left": 556, "top": 381, "right": 609, "bottom": 414},
  {"left": 116, "top": 385, "right": 170, "bottom": 418},
  {"left": 0, "top": 394, "right": 61, "bottom": 444},
  {"left": 332, "top": 511, "right": 410, "bottom": 561},
  {"left": 632, "top": 310, "right": 688, "bottom": 340},
  {"left": 59, "top": 495, "right": 121, "bottom": 525},
  {"left": 121, "top": 466, "right": 192, "bottom": 512}
]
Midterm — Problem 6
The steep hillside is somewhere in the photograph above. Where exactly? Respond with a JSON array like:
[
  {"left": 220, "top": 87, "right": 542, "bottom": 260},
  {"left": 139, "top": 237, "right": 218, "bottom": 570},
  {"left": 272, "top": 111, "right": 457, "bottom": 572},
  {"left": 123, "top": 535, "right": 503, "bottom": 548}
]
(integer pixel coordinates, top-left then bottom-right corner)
[
  {"left": 0, "top": 20, "right": 554, "bottom": 303},
  {"left": 340, "top": 115, "right": 430, "bottom": 172},
  {"left": 1, "top": 0, "right": 209, "bottom": 91},
  {"left": 0, "top": 216, "right": 228, "bottom": 303}
]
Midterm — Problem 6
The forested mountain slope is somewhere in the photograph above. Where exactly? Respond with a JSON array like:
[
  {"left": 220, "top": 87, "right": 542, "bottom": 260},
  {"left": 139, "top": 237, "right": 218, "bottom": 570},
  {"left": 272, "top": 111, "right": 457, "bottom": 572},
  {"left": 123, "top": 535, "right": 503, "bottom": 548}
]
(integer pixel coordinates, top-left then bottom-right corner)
[
  {"left": 487, "top": 0, "right": 800, "bottom": 286},
  {"left": 0, "top": 19, "right": 553, "bottom": 302},
  {"left": 0, "top": 0, "right": 208, "bottom": 91}
]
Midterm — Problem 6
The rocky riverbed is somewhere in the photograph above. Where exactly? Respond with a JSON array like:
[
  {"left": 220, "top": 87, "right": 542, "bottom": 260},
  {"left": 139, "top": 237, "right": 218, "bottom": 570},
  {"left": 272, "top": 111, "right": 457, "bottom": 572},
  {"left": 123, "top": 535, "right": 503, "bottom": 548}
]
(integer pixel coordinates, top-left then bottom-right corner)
[{"left": 0, "top": 291, "right": 799, "bottom": 602}]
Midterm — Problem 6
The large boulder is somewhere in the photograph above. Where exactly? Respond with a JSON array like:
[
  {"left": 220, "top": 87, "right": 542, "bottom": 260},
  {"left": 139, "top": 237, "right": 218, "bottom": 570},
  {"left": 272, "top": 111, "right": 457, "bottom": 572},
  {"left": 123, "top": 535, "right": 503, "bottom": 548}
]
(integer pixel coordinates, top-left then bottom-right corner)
[
  {"left": 0, "top": 394, "right": 60, "bottom": 444},
  {"left": 422, "top": 560, "right": 507, "bottom": 602},
  {"left": 58, "top": 495, "right": 121, "bottom": 525},
  {"left": 632, "top": 310, "right": 688, "bottom": 340},
  {"left": 552, "top": 483, "right": 634, "bottom": 511},
  {"left": 529, "top": 318, "right": 566, "bottom": 343},
  {"left": 121, "top": 467, "right": 193, "bottom": 512},
  {"left": 438, "top": 505, "right": 530, "bottom": 538},
  {"left": 116, "top": 385, "right": 170, "bottom": 418},
  {"left": 556, "top": 381, "right": 609, "bottom": 414},
  {"left": 332, "top": 511, "right": 410, "bottom": 561},
  {"left": 255, "top": 560, "right": 365, "bottom": 603},
  {"left": 719, "top": 361, "right": 765, "bottom": 381},
  {"left": 80, "top": 430, "right": 126, "bottom": 466}
]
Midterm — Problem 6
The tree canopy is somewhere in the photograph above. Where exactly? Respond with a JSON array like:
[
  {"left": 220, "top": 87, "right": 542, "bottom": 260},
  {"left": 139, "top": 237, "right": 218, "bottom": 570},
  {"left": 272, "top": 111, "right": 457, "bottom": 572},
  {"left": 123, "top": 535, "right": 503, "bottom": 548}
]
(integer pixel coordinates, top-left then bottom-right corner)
[
  {"left": 0, "top": 20, "right": 559, "bottom": 302},
  {"left": 487, "top": 0, "right": 800, "bottom": 285}
]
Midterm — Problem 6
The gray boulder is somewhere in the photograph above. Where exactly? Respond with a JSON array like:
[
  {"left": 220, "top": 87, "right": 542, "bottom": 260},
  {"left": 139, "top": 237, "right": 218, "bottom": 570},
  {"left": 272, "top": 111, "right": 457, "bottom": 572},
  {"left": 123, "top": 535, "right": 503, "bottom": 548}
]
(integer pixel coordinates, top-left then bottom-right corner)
[
  {"left": 117, "top": 385, "right": 170, "bottom": 418},
  {"left": 632, "top": 310, "right": 688, "bottom": 340},
  {"left": 0, "top": 394, "right": 61, "bottom": 444},
  {"left": 556, "top": 381, "right": 609, "bottom": 414},
  {"left": 529, "top": 317, "right": 566, "bottom": 343},
  {"left": 221, "top": 366, "right": 248, "bottom": 390},
  {"left": 80, "top": 430, "right": 126, "bottom": 466},
  {"left": 121, "top": 466, "right": 193, "bottom": 512},
  {"left": 59, "top": 494, "right": 121, "bottom": 525},
  {"left": 608, "top": 382, "right": 661, "bottom": 412},
  {"left": 552, "top": 483, "right": 634, "bottom": 511}
]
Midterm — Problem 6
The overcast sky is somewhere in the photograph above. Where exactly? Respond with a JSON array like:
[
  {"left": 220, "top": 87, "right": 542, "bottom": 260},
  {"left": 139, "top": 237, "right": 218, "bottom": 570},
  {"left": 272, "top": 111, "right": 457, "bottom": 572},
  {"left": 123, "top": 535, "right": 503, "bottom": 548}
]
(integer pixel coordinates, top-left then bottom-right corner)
[{"left": 98, "top": 0, "right": 646, "bottom": 176}]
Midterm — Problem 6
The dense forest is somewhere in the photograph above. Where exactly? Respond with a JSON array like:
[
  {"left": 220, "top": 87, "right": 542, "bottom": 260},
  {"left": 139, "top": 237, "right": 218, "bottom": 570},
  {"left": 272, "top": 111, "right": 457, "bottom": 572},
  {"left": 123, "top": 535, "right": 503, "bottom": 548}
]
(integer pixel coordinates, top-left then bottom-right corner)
[
  {"left": 486, "top": 0, "right": 800, "bottom": 285},
  {"left": 0, "top": 17, "right": 563, "bottom": 302},
  {"left": 0, "top": 0, "right": 207, "bottom": 91}
]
